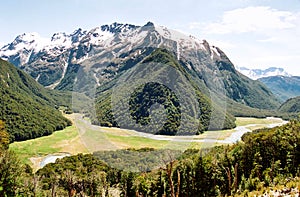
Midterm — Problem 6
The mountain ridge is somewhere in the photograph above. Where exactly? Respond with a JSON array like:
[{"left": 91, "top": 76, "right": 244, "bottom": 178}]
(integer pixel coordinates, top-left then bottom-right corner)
[
  {"left": 0, "top": 21, "right": 280, "bottom": 113},
  {"left": 259, "top": 75, "right": 300, "bottom": 102}
]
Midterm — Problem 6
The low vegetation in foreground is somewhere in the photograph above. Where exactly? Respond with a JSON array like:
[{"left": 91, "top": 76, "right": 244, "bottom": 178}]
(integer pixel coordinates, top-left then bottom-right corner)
[{"left": 1, "top": 117, "right": 299, "bottom": 196}]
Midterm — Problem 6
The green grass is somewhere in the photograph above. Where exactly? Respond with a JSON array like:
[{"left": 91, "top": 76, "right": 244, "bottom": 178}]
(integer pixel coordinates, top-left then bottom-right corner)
[
  {"left": 235, "top": 177, "right": 300, "bottom": 197},
  {"left": 78, "top": 126, "right": 170, "bottom": 151},
  {"left": 106, "top": 133, "right": 169, "bottom": 148},
  {"left": 10, "top": 125, "right": 87, "bottom": 165},
  {"left": 9, "top": 114, "right": 287, "bottom": 169},
  {"left": 81, "top": 127, "right": 224, "bottom": 152},
  {"left": 235, "top": 117, "right": 283, "bottom": 126}
]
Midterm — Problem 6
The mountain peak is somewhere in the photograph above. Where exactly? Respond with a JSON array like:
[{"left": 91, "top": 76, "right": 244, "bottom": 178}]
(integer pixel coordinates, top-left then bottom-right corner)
[
  {"left": 0, "top": 21, "right": 281, "bottom": 114},
  {"left": 16, "top": 32, "right": 40, "bottom": 40},
  {"left": 100, "top": 22, "right": 139, "bottom": 33},
  {"left": 51, "top": 32, "right": 67, "bottom": 42},
  {"left": 72, "top": 28, "right": 83, "bottom": 34},
  {"left": 0, "top": 32, "right": 50, "bottom": 63},
  {"left": 70, "top": 28, "right": 87, "bottom": 43},
  {"left": 144, "top": 21, "right": 155, "bottom": 27},
  {"left": 12, "top": 32, "right": 42, "bottom": 46}
]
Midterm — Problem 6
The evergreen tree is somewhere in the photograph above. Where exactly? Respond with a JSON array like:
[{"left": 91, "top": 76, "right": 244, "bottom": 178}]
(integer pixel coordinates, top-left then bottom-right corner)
[{"left": 0, "top": 120, "right": 9, "bottom": 150}]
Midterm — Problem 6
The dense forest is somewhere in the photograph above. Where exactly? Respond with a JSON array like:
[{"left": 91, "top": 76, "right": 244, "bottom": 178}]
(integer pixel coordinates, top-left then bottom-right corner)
[
  {"left": 0, "top": 59, "right": 93, "bottom": 142},
  {"left": 1, "top": 117, "right": 299, "bottom": 196},
  {"left": 0, "top": 59, "right": 74, "bottom": 141}
]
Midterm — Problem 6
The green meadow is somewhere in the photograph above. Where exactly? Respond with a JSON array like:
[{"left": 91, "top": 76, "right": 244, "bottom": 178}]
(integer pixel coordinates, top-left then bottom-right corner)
[{"left": 10, "top": 114, "right": 286, "bottom": 169}]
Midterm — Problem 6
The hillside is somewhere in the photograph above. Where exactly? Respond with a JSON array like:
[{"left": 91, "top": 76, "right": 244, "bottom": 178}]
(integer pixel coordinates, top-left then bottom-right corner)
[
  {"left": 278, "top": 96, "right": 300, "bottom": 113},
  {"left": 219, "top": 67, "right": 280, "bottom": 110},
  {"left": 94, "top": 48, "right": 278, "bottom": 135},
  {"left": 259, "top": 76, "right": 300, "bottom": 102},
  {"left": 0, "top": 59, "right": 72, "bottom": 141}
]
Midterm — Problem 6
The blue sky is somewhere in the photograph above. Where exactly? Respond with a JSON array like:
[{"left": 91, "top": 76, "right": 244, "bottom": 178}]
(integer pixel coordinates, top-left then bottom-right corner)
[{"left": 1, "top": 0, "right": 300, "bottom": 74}]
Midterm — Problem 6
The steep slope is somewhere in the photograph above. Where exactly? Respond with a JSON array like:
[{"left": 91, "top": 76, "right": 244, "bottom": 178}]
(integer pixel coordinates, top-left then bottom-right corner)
[
  {"left": 259, "top": 76, "right": 300, "bottom": 102},
  {"left": 208, "top": 49, "right": 280, "bottom": 109},
  {"left": 0, "top": 22, "right": 280, "bottom": 111},
  {"left": 222, "top": 71, "right": 280, "bottom": 109},
  {"left": 278, "top": 96, "right": 300, "bottom": 113},
  {"left": 0, "top": 59, "right": 71, "bottom": 142},
  {"left": 94, "top": 48, "right": 236, "bottom": 135}
]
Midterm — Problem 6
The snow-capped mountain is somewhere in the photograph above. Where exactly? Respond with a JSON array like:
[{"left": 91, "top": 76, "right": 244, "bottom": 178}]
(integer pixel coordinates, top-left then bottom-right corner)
[
  {"left": 0, "top": 28, "right": 87, "bottom": 66},
  {"left": 0, "top": 22, "right": 224, "bottom": 88},
  {"left": 0, "top": 22, "right": 280, "bottom": 110},
  {"left": 236, "top": 66, "right": 291, "bottom": 80}
]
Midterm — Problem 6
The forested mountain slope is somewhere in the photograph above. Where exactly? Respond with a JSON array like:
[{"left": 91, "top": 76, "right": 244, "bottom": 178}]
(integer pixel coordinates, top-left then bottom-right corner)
[
  {"left": 0, "top": 59, "right": 71, "bottom": 141},
  {"left": 279, "top": 96, "right": 300, "bottom": 113}
]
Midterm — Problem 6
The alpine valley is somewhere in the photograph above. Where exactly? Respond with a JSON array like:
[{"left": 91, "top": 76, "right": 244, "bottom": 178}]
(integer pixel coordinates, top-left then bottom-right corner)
[
  {"left": 0, "top": 22, "right": 282, "bottom": 134},
  {"left": 1, "top": 21, "right": 300, "bottom": 197}
]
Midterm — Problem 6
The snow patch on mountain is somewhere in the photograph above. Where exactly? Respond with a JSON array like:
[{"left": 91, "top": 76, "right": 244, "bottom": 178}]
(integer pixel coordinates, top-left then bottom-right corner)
[
  {"left": 236, "top": 66, "right": 291, "bottom": 80},
  {"left": 0, "top": 21, "right": 235, "bottom": 89},
  {"left": 0, "top": 29, "right": 89, "bottom": 65},
  {"left": 0, "top": 33, "right": 50, "bottom": 57},
  {"left": 88, "top": 27, "right": 114, "bottom": 45},
  {"left": 0, "top": 22, "right": 221, "bottom": 67}
]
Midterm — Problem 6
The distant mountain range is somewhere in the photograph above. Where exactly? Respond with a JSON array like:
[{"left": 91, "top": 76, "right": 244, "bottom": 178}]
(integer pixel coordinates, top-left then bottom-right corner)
[
  {"left": 236, "top": 66, "right": 300, "bottom": 102},
  {"left": 259, "top": 76, "right": 300, "bottom": 102},
  {"left": 236, "top": 66, "right": 291, "bottom": 80},
  {"left": 0, "top": 22, "right": 282, "bottom": 134}
]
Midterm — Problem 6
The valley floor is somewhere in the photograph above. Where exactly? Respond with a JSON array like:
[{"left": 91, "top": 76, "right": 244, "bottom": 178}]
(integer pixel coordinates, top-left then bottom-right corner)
[{"left": 10, "top": 113, "right": 288, "bottom": 171}]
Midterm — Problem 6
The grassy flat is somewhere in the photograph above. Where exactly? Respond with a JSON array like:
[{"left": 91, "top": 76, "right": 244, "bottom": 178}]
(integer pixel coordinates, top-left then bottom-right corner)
[
  {"left": 9, "top": 114, "right": 88, "bottom": 166},
  {"left": 235, "top": 117, "right": 283, "bottom": 126},
  {"left": 9, "top": 114, "right": 287, "bottom": 170}
]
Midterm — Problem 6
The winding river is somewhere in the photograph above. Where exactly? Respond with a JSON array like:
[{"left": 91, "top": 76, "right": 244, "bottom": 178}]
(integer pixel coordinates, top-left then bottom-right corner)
[
  {"left": 40, "top": 153, "right": 71, "bottom": 168},
  {"left": 39, "top": 116, "right": 288, "bottom": 167}
]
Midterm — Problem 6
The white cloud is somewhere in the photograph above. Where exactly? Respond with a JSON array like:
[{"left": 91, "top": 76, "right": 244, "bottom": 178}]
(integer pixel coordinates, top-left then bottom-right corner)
[
  {"left": 253, "top": 55, "right": 300, "bottom": 63},
  {"left": 189, "top": 22, "right": 203, "bottom": 30},
  {"left": 201, "top": 6, "right": 297, "bottom": 34},
  {"left": 257, "top": 37, "right": 279, "bottom": 42}
]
